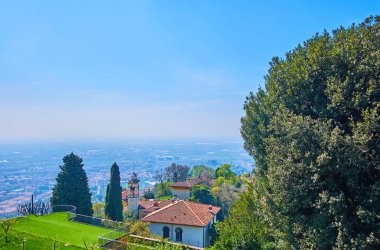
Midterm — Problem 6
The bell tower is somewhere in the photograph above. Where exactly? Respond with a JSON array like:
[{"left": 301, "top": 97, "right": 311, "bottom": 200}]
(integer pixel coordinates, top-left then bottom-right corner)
[{"left": 127, "top": 172, "right": 140, "bottom": 214}]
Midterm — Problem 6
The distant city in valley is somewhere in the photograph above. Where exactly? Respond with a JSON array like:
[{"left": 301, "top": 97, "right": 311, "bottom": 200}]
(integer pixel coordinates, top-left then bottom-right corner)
[{"left": 0, "top": 140, "right": 253, "bottom": 215}]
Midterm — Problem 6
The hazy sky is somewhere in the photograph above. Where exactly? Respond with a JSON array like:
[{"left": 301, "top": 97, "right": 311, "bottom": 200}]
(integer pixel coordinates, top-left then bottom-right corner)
[{"left": 0, "top": 1, "right": 379, "bottom": 142}]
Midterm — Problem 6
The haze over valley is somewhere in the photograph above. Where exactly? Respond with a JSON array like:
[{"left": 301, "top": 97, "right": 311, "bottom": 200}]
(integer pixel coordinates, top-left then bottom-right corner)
[{"left": 0, "top": 140, "right": 253, "bottom": 214}]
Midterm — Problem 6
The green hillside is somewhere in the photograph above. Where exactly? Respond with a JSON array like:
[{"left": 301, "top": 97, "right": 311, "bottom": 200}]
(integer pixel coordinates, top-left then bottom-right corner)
[{"left": 1, "top": 213, "right": 112, "bottom": 249}]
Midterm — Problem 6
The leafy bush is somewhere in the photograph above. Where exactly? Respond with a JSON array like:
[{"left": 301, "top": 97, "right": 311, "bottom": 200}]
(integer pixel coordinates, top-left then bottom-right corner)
[
  {"left": 129, "top": 221, "right": 152, "bottom": 238},
  {"left": 143, "top": 192, "right": 155, "bottom": 199}
]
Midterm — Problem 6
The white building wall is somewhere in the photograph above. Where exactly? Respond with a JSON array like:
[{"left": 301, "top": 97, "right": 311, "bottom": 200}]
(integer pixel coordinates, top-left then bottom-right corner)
[
  {"left": 149, "top": 222, "right": 208, "bottom": 248},
  {"left": 128, "top": 197, "right": 139, "bottom": 214},
  {"left": 171, "top": 188, "right": 191, "bottom": 200}
]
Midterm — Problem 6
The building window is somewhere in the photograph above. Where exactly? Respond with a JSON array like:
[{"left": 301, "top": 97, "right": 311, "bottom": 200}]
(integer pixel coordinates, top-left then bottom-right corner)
[
  {"left": 162, "top": 226, "right": 170, "bottom": 239},
  {"left": 175, "top": 227, "right": 183, "bottom": 242}
]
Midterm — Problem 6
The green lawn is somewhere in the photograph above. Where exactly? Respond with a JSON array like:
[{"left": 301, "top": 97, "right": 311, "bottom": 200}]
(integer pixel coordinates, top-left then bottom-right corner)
[
  {"left": 156, "top": 195, "right": 172, "bottom": 201},
  {"left": 1, "top": 212, "right": 113, "bottom": 249},
  {"left": 0, "top": 228, "right": 82, "bottom": 250}
]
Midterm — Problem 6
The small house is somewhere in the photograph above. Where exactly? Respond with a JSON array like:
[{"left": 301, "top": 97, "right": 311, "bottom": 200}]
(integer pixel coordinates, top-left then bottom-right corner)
[{"left": 141, "top": 200, "right": 220, "bottom": 248}]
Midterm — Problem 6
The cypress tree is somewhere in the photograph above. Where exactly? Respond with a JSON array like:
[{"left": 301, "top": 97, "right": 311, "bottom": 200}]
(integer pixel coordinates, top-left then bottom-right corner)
[
  {"left": 104, "top": 163, "right": 123, "bottom": 221},
  {"left": 51, "top": 153, "right": 93, "bottom": 216}
]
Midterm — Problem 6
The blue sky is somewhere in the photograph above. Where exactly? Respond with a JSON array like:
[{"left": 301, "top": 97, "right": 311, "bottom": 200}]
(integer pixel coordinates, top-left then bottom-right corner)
[{"left": 0, "top": 1, "right": 379, "bottom": 141}]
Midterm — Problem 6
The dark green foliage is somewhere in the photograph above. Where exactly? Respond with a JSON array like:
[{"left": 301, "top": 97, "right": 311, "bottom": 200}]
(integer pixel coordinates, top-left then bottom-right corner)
[
  {"left": 189, "top": 185, "right": 215, "bottom": 205},
  {"left": 104, "top": 185, "right": 110, "bottom": 207},
  {"left": 237, "top": 16, "right": 380, "bottom": 249},
  {"left": 190, "top": 165, "right": 214, "bottom": 178},
  {"left": 51, "top": 153, "right": 93, "bottom": 216},
  {"left": 143, "top": 192, "right": 155, "bottom": 199},
  {"left": 208, "top": 223, "right": 218, "bottom": 246},
  {"left": 104, "top": 163, "right": 123, "bottom": 221}
]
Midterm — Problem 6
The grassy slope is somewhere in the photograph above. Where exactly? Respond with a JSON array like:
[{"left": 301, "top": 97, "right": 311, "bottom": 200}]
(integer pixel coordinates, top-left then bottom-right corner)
[
  {"left": 0, "top": 229, "right": 82, "bottom": 250},
  {"left": 3, "top": 212, "right": 113, "bottom": 249}
]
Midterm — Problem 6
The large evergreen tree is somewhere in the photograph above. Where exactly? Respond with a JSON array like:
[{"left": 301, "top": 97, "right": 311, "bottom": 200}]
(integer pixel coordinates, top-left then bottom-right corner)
[
  {"left": 51, "top": 153, "right": 93, "bottom": 216},
  {"left": 238, "top": 16, "right": 380, "bottom": 249},
  {"left": 104, "top": 163, "right": 123, "bottom": 221},
  {"left": 214, "top": 16, "right": 380, "bottom": 249}
]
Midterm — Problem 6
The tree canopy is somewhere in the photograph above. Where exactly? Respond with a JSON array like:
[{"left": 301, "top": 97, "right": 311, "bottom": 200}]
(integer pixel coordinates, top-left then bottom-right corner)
[
  {"left": 155, "top": 182, "right": 172, "bottom": 198},
  {"left": 212, "top": 182, "right": 289, "bottom": 250},
  {"left": 190, "top": 165, "right": 214, "bottom": 178},
  {"left": 215, "top": 164, "right": 236, "bottom": 180},
  {"left": 215, "top": 16, "right": 380, "bottom": 249},
  {"left": 164, "top": 163, "right": 189, "bottom": 182},
  {"left": 143, "top": 192, "right": 155, "bottom": 199},
  {"left": 189, "top": 185, "right": 215, "bottom": 205},
  {"left": 51, "top": 153, "right": 93, "bottom": 216}
]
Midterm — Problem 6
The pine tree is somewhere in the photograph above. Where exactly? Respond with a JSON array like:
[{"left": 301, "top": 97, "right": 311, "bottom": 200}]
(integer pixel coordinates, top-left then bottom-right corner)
[
  {"left": 104, "top": 163, "right": 123, "bottom": 221},
  {"left": 51, "top": 153, "right": 93, "bottom": 216}
]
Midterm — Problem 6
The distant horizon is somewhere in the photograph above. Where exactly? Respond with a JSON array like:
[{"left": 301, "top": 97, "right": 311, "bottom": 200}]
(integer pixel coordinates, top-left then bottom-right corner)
[
  {"left": 0, "top": 135, "right": 253, "bottom": 217},
  {"left": 1, "top": 1, "right": 378, "bottom": 140},
  {"left": 0, "top": 137, "right": 245, "bottom": 145}
]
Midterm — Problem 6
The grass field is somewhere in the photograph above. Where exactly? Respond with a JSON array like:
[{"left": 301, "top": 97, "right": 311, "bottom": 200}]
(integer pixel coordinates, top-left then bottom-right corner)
[
  {"left": 156, "top": 195, "right": 172, "bottom": 201},
  {"left": 0, "top": 212, "right": 113, "bottom": 249}
]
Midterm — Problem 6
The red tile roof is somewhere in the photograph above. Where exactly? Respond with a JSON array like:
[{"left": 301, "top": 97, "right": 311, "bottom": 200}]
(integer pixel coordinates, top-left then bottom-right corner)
[
  {"left": 171, "top": 178, "right": 206, "bottom": 188},
  {"left": 141, "top": 200, "right": 220, "bottom": 227},
  {"left": 122, "top": 190, "right": 129, "bottom": 200},
  {"left": 142, "top": 199, "right": 173, "bottom": 213},
  {"left": 138, "top": 200, "right": 156, "bottom": 210}
]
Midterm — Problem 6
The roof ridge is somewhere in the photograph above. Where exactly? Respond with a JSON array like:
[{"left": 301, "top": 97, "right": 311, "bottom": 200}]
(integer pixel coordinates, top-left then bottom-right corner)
[
  {"left": 142, "top": 201, "right": 177, "bottom": 219},
  {"left": 183, "top": 201, "right": 204, "bottom": 225},
  {"left": 142, "top": 200, "right": 221, "bottom": 227}
]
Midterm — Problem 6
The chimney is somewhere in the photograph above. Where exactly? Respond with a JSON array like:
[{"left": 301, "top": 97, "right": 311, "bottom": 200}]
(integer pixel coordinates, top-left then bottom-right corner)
[
  {"left": 209, "top": 205, "right": 216, "bottom": 215},
  {"left": 153, "top": 201, "right": 159, "bottom": 207}
]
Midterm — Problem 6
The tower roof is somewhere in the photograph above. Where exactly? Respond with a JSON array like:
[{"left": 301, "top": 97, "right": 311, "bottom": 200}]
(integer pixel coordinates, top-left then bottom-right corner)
[{"left": 128, "top": 172, "right": 140, "bottom": 183}]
